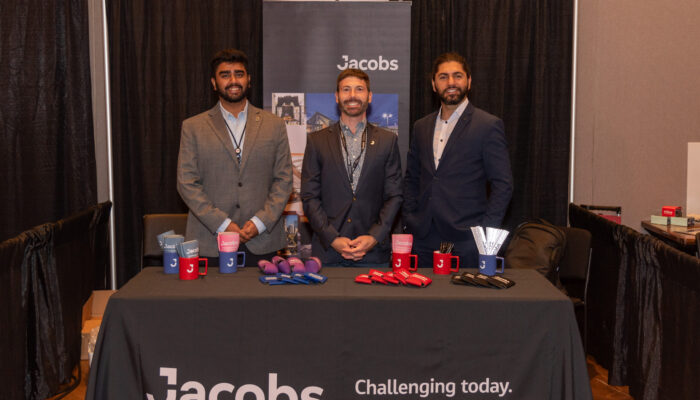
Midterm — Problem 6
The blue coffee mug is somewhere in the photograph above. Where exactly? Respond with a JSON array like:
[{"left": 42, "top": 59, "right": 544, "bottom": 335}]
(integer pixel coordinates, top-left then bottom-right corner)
[
  {"left": 163, "top": 251, "right": 179, "bottom": 274},
  {"left": 478, "top": 254, "right": 505, "bottom": 276},
  {"left": 219, "top": 251, "right": 246, "bottom": 273}
]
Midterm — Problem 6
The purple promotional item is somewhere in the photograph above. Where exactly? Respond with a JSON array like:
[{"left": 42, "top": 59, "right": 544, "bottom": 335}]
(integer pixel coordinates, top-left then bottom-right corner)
[
  {"left": 288, "top": 257, "right": 305, "bottom": 273},
  {"left": 258, "top": 260, "right": 278, "bottom": 275},
  {"left": 271, "top": 256, "right": 291, "bottom": 274},
  {"left": 304, "top": 257, "right": 322, "bottom": 273}
]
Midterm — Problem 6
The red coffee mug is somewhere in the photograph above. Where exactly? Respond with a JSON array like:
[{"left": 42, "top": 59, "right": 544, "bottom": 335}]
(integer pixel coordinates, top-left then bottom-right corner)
[
  {"left": 179, "top": 257, "right": 208, "bottom": 280},
  {"left": 433, "top": 251, "right": 459, "bottom": 274},
  {"left": 392, "top": 252, "right": 418, "bottom": 272}
]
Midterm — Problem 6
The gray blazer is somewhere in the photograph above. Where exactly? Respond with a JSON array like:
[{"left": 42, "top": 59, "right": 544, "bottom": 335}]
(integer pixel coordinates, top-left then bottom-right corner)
[{"left": 177, "top": 103, "right": 293, "bottom": 257}]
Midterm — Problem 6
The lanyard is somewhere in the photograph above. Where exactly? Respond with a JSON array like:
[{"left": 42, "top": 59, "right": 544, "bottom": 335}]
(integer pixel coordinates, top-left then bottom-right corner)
[
  {"left": 224, "top": 122, "right": 246, "bottom": 163},
  {"left": 339, "top": 125, "right": 367, "bottom": 186}
]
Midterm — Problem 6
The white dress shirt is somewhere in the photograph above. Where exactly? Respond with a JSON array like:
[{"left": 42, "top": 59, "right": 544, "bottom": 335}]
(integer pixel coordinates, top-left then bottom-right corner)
[
  {"left": 215, "top": 100, "right": 266, "bottom": 235},
  {"left": 433, "top": 98, "right": 469, "bottom": 168}
]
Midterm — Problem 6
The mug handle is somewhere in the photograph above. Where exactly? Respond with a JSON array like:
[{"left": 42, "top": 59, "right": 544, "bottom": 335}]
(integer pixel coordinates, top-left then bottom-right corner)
[
  {"left": 496, "top": 256, "right": 505, "bottom": 274},
  {"left": 236, "top": 251, "right": 246, "bottom": 267},
  {"left": 409, "top": 254, "right": 418, "bottom": 271},
  {"left": 199, "top": 258, "right": 208, "bottom": 276},
  {"left": 450, "top": 255, "right": 460, "bottom": 272}
]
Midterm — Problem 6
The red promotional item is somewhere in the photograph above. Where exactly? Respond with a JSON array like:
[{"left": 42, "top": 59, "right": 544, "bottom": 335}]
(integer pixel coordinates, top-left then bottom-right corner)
[
  {"left": 394, "top": 269, "right": 410, "bottom": 285},
  {"left": 391, "top": 252, "right": 418, "bottom": 272},
  {"left": 433, "top": 251, "right": 459, "bottom": 274},
  {"left": 662, "top": 206, "right": 682, "bottom": 217},
  {"left": 369, "top": 269, "right": 384, "bottom": 277},
  {"left": 406, "top": 273, "right": 432, "bottom": 287},
  {"left": 355, "top": 274, "right": 372, "bottom": 284},
  {"left": 382, "top": 272, "right": 400, "bottom": 285},
  {"left": 355, "top": 269, "right": 430, "bottom": 288},
  {"left": 368, "top": 269, "right": 388, "bottom": 284},
  {"left": 179, "top": 257, "right": 208, "bottom": 280}
]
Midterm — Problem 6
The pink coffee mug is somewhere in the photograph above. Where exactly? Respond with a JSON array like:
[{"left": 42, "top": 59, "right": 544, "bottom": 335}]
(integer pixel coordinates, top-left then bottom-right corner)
[
  {"left": 217, "top": 232, "right": 240, "bottom": 252},
  {"left": 392, "top": 234, "right": 413, "bottom": 254},
  {"left": 179, "top": 257, "right": 208, "bottom": 280},
  {"left": 433, "top": 251, "right": 459, "bottom": 274},
  {"left": 392, "top": 252, "right": 418, "bottom": 272}
]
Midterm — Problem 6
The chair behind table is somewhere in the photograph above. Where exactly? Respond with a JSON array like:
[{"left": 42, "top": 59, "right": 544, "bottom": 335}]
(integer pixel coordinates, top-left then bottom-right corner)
[{"left": 558, "top": 226, "right": 592, "bottom": 349}]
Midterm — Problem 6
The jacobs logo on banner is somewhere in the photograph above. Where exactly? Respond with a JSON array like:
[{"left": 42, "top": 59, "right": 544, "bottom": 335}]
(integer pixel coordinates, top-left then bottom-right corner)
[
  {"left": 263, "top": 1, "right": 411, "bottom": 226},
  {"left": 336, "top": 55, "right": 399, "bottom": 71}
]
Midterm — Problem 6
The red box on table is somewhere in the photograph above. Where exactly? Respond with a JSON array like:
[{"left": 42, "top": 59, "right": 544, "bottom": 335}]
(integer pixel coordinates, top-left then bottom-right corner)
[{"left": 661, "top": 206, "right": 682, "bottom": 217}]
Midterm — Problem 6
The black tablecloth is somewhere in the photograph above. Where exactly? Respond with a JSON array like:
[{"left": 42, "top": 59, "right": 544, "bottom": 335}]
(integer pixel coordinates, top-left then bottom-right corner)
[{"left": 86, "top": 267, "right": 591, "bottom": 400}]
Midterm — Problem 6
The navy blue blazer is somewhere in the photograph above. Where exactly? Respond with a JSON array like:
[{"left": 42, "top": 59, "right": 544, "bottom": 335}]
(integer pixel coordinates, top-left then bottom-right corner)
[
  {"left": 403, "top": 102, "right": 513, "bottom": 240},
  {"left": 301, "top": 123, "right": 403, "bottom": 264}
]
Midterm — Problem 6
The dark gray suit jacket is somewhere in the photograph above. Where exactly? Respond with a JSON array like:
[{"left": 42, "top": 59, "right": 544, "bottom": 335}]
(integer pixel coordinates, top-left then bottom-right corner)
[
  {"left": 301, "top": 123, "right": 403, "bottom": 264},
  {"left": 177, "top": 103, "right": 292, "bottom": 257},
  {"left": 403, "top": 102, "right": 513, "bottom": 240}
]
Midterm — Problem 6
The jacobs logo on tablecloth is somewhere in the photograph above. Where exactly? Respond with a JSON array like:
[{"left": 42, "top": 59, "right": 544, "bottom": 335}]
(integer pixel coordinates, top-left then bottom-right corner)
[
  {"left": 145, "top": 368, "right": 323, "bottom": 400},
  {"left": 144, "top": 367, "right": 513, "bottom": 399}
]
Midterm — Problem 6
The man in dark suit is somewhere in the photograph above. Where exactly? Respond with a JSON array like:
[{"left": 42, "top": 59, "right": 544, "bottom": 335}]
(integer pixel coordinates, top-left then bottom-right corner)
[
  {"left": 301, "top": 69, "right": 402, "bottom": 266},
  {"left": 403, "top": 52, "right": 513, "bottom": 268},
  {"left": 177, "top": 49, "right": 292, "bottom": 265}
]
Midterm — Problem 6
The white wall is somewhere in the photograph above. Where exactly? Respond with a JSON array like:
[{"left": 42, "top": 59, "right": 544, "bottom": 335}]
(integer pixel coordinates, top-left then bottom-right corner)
[
  {"left": 574, "top": 0, "right": 700, "bottom": 228},
  {"left": 88, "top": 0, "right": 110, "bottom": 203}
]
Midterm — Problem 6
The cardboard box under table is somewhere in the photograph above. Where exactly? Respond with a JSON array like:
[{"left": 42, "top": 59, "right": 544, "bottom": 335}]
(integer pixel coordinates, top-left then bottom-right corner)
[{"left": 80, "top": 289, "right": 116, "bottom": 360}]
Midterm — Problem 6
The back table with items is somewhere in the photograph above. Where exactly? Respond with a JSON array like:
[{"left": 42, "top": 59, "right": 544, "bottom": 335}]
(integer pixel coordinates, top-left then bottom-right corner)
[{"left": 86, "top": 267, "right": 592, "bottom": 400}]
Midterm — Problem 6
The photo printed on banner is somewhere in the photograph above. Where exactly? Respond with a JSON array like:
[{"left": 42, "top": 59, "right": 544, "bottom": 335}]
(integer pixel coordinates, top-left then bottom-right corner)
[
  {"left": 272, "top": 93, "right": 305, "bottom": 125},
  {"left": 305, "top": 93, "right": 398, "bottom": 134},
  {"left": 277, "top": 92, "right": 398, "bottom": 217},
  {"left": 273, "top": 93, "right": 307, "bottom": 215}
]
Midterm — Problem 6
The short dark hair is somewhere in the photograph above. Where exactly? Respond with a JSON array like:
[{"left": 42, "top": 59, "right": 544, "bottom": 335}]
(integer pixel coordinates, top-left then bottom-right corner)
[
  {"left": 336, "top": 68, "right": 371, "bottom": 92},
  {"left": 431, "top": 52, "right": 471, "bottom": 79},
  {"left": 210, "top": 48, "right": 249, "bottom": 77}
]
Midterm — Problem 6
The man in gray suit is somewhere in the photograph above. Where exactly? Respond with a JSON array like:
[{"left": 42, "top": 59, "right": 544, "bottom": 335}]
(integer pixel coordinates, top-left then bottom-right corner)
[
  {"left": 301, "top": 69, "right": 402, "bottom": 266},
  {"left": 177, "top": 49, "right": 292, "bottom": 265}
]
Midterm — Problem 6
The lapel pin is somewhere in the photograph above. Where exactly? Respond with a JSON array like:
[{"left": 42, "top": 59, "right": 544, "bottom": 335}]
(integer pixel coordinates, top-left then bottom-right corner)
[{"left": 370, "top": 140, "right": 375, "bottom": 146}]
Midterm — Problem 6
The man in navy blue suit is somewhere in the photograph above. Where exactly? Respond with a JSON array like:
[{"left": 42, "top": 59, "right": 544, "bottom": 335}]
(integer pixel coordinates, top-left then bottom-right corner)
[
  {"left": 403, "top": 52, "right": 513, "bottom": 268},
  {"left": 302, "top": 69, "right": 402, "bottom": 266}
]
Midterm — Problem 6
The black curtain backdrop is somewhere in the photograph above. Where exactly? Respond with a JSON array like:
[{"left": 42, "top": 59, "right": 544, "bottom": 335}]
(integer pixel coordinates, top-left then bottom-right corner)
[
  {"left": 0, "top": 0, "right": 97, "bottom": 243},
  {"left": 108, "top": 0, "right": 572, "bottom": 286},
  {"left": 107, "top": 0, "right": 263, "bottom": 286},
  {"left": 411, "top": 0, "right": 573, "bottom": 231},
  {"left": 0, "top": 202, "right": 111, "bottom": 399}
]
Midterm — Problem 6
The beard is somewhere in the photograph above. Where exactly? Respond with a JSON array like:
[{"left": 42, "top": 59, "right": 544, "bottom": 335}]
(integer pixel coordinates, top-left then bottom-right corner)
[
  {"left": 438, "top": 85, "right": 468, "bottom": 105},
  {"left": 338, "top": 97, "right": 369, "bottom": 117},
  {"left": 216, "top": 82, "right": 249, "bottom": 104}
]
